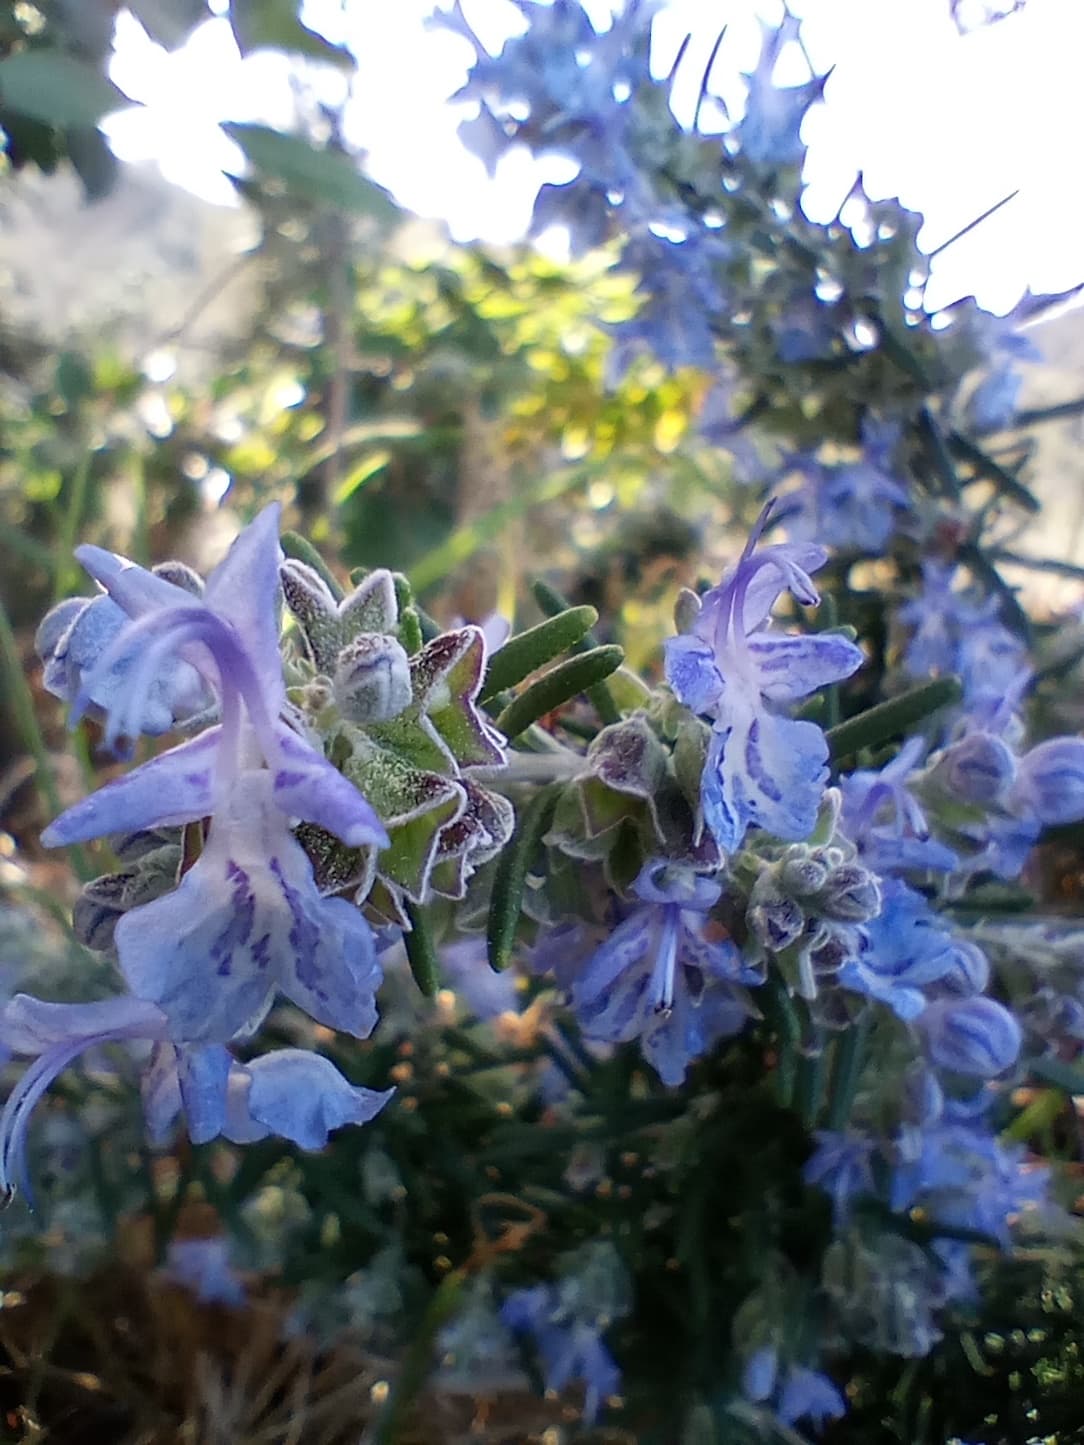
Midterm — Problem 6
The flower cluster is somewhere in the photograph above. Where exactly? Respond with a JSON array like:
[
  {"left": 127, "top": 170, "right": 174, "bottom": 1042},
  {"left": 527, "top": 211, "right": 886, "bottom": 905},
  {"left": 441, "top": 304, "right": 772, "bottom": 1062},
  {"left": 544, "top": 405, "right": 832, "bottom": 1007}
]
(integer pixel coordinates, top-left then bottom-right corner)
[{"left": 8, "top": 506, "right": 401, "bottom": 1197}]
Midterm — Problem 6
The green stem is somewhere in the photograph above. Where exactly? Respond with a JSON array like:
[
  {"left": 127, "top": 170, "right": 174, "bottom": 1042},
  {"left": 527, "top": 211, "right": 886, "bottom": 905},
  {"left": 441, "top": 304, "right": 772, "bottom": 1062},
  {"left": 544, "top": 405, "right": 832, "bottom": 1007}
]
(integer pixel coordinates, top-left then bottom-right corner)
[
  {"left": 0, "top": 595, "right": 93, "bottom": 881},
  {"left": 53, "top": 447, "right": 93, "bottom": 604},
  {"left": 371, "top": 1272, "right": 466, "bottom": 1444},
  {"left": 827, "top": 1017, "right": 869, "bottom": 1132}
]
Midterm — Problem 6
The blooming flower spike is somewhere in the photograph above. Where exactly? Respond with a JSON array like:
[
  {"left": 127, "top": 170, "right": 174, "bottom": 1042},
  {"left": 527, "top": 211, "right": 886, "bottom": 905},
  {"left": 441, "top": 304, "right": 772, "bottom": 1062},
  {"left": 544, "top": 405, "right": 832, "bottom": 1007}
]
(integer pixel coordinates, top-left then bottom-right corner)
[{"left": 665, "top": 503, "right": 863, "bottom": 853}]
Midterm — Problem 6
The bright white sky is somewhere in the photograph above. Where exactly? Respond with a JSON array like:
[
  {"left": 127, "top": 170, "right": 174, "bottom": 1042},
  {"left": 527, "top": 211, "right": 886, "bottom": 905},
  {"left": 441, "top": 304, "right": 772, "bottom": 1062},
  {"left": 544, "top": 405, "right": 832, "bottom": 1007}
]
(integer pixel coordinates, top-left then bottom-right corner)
[{"left": 104, "top": 0, "right": 1084, "bottom": 315}]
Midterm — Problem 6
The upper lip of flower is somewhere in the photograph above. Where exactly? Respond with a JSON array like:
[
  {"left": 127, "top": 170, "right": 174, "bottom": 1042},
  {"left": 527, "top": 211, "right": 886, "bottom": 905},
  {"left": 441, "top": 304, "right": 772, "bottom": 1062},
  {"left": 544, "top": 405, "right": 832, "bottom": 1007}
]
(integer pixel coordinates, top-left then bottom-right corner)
[{"left": 41, "top": 504, "right": 389, "bottom": 855}]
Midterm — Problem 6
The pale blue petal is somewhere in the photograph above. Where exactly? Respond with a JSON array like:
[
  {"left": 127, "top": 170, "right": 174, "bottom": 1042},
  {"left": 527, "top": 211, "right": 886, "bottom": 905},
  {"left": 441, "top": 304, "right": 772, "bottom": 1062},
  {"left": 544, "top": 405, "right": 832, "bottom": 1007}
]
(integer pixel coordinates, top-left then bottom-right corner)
[
  {"left": 165, "top": 1237, "right": 246, "bottom": 1307},
  {"left": 239, "top": 1050, "right": 393, "bottom": 1149},
  {"left": 116, "top": 855, "right": 278, "bottom": 1043},
  {"left": 737, "top": 541, "right": 827, "bottom": 631},
  {"left": 0, "top": 993, "right": 167, "bottom": 1053},
  {"left": 34, "top": 597, "right": 85, "bottom": 680},
  {"left": 116, "top": 777, "right": 382, "bottom": 1043},
  {"left": 273, "top": 721, "right": 389, "bottom": 849},
  {"left": 41, "top": 727, "right": 221, "bottom": 847},
  {"left": 142, "top": 1043, "right": 184, "bottom": 1145},
  {"left": 706, "top": 704, "right": 829, "bottom": 850},
  {"left": 663, "top": 634, "right": 723, "bottom": 715},
  {"left": 272, "top": 862, "right": 383, "bottom": 1039},
  {"left": 778, "top": 1367, "right": 846, "bottom": 1429},
  {"left": 75, "top": 544, "right": 197, "bottom": 618},
  {"left": 747, "top": 631, "right": 864, "bottom": 703},
  {"left": 203, "top": 504, "right": 286, "bottom": 708},
  {"left": 837, "top": 959, "right": 927, "bottom": 1021},
  {"left": 743, "top": 1347, "right": 778, "bottom": 1403},
  {"left": 573, "top": 912, "right": 655, "bottom": 1016},
  {"left": 0, "top": 993, "right": 167, "bottom": 1201},
  {"left": 176, "top": 1044, "right": 233, "bottom": 1144}
]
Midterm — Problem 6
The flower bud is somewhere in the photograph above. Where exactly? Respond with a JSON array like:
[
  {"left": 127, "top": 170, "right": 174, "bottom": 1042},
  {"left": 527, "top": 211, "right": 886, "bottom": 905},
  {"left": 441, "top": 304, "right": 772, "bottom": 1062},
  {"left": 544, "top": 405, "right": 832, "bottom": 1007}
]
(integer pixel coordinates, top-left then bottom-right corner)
[
  {"left": 152, "top": 560, "right": 205, "bottom": 596},
  {"left": 1015, "top": 737, "right": 1084, "bottom": 826},
  {"left": 333, "top": 632, "right": 413, "bottom": 723},
  {"left": 935, "top": 732, "right": 1016, "bottom": 807},
  {"left": 779, "top": 851, "right": 831, "bottom": 898},
  {"left": 820, "top": 863, "right": 881, "bottom": 922},
  {"left": 939, "top": 939, "right": 990, "bottom": 996},
  {"left": 72, "top": 871, "right": 130, "bottom": 953},
  {"left": 748, "top": 874, "right": 805, "bottom": 952},
  {"left": 673, "top": 587, "right": 701, "bottom": 635},
  {"left": 919, "top": 996, "right": 1021, "bottom": 1078}
]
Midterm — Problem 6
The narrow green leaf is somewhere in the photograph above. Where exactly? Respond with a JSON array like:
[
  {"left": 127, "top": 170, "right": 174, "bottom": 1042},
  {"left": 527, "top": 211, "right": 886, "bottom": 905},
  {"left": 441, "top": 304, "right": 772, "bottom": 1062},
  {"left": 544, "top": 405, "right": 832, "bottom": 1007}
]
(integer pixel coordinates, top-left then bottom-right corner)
[
  {"left": 1028, "top": 1055, "right": 1084, "bottom": 1097},
  {"left": 410, "top": 465, "right": 591, "bottom": 592},
  {"left": 398, "top": 606, "right": 423, "bottom": 656},
  {"left": 917, "top": 405, "right": 960, "bottom": 500},
  {"left": 990, "top": 548, "right": 1084, "bottom": 583},
  {"left": 479, "top": 605, "right": 598, "bottom": 703},
  {"left": 925, "top": 188, "right": 1018, "bottom": 259},
  {"left": 332, "top": 448, "right": 389, "bottom": 506},
  {"left": 0, "top": 51, "right": 127, "bottom": 129},
  {"left": 1012, "top": 396, "right": 1084, "bottom": 430},
  {"left": 960, "top": 541, "right": 1032, "bottom": 641},
  {"left": 280, "top": 530, "right": 344, "bottom": 601},
  {"left": 495, "top": 646, "right": 624, "bottom": 740},
  {"left": 403, "top": 899, "right": 440, "bottom": 998},
  {"left": 948, "top": 430, "right": 1040, "bottom": 513},
  {"left": 487, "top": 785, "right": 561, "bottom": 972},
  {"left": 827, "top": 676, "right": 962, "bottom": 761},
  {"left": 531, "top": 578, "right": 621, "bottom": 725},
  {"left": 223, "top": 124, "right": 398, "bottom": 220},
  {"left": 1002, "top": 1087, "right": 1063, "bottom": 1144},
  {"left": 230, "top": 0, "right": 353, "bottom": 66}
]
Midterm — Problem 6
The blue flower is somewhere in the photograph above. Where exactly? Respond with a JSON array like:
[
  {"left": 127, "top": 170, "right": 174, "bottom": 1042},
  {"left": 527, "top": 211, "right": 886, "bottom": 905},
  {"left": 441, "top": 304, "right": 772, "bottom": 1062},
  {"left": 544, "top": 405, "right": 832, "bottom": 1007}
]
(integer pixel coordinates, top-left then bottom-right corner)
[
  {"left": 838, "top": 880, "right": 961, "bottom": 1020},
  {"left": 609, "top": 222, "right": 730, "bottom": 375},
  {"left": 785, "top": 423, "right": 910, "bottom": 555},
  {"left": 501, "top": 1284, "right": 620, "bottom": 1425},
  {"left": 803, "top": 1131, "right": 876, "bottom": 1224},
  {"left": 44, "top": 505, "right": 386, "bottom": 851},
  {"left": 664, "top": 505, "right": 863, "bottom": 853},
  {"left": 734, "top": 16, "right": 827, "bottom": 168},
  {"left": 889, "top": 1118, "right": 1046, "bottom": 1248},
  {"left": 777, "top": 1365, "right": 847, "bottom": 1431},
  {"left": 570, "top": 859, "right": 759, "bottom": 1085},
  {"left": 839, "top": 736, "right": 958, "bottom": 875},
  {"left": 438, "top": 935, "right": 520, "bottom": 1019},
  {"left": 164, "top": 1237, "right": 245, "bottom": 1308},
  {"left": 932, "top": 730, "right": 1017, "bottom": 808},
  {"left": 40, "top": 507, "right": 389, "bottom": 1046},
  {"left": 36, "top": 565, "right": 208, "bottom": 737},
  {"left": 142, "top": 1039, "right": 393, "bottom": 1151},
  {"left": 0, "top": 994, "right": 392, "bottom": 1200},
  {"left": 897, "top": 562, "right": 963, "bottom": 679},
  {"left": 742, "top": 1347, "right": 846, "bottom": 1433}
]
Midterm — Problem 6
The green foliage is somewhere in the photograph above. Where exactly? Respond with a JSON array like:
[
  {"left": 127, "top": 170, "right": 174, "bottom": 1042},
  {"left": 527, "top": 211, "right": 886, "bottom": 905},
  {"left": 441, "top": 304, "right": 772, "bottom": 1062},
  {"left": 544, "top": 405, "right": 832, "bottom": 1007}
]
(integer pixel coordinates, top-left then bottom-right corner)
[
  {"left": 0, "top": 49, "right": 124, "bottom": 128},
  {"left": 224, "top": 123, "right": 399, "bottom": 219}
]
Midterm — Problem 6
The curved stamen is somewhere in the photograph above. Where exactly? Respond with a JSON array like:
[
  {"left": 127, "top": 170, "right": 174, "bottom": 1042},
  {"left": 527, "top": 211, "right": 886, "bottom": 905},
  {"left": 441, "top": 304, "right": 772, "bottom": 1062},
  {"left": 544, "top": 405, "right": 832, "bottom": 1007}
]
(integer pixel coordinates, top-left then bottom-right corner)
[
  {"left": 78, "top": 606, "right": 279, "bottom": 789},
  {"left": 650, "top": 907, "right": 681, "bottom": 1015}
]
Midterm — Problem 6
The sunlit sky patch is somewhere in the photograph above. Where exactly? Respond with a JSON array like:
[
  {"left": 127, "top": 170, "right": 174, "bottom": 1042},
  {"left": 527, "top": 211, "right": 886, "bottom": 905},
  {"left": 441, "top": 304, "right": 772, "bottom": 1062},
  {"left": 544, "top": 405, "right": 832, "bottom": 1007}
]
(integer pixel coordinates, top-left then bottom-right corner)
[{"left": 104, "top": 0, "right": 1084, "bottom": 316}]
